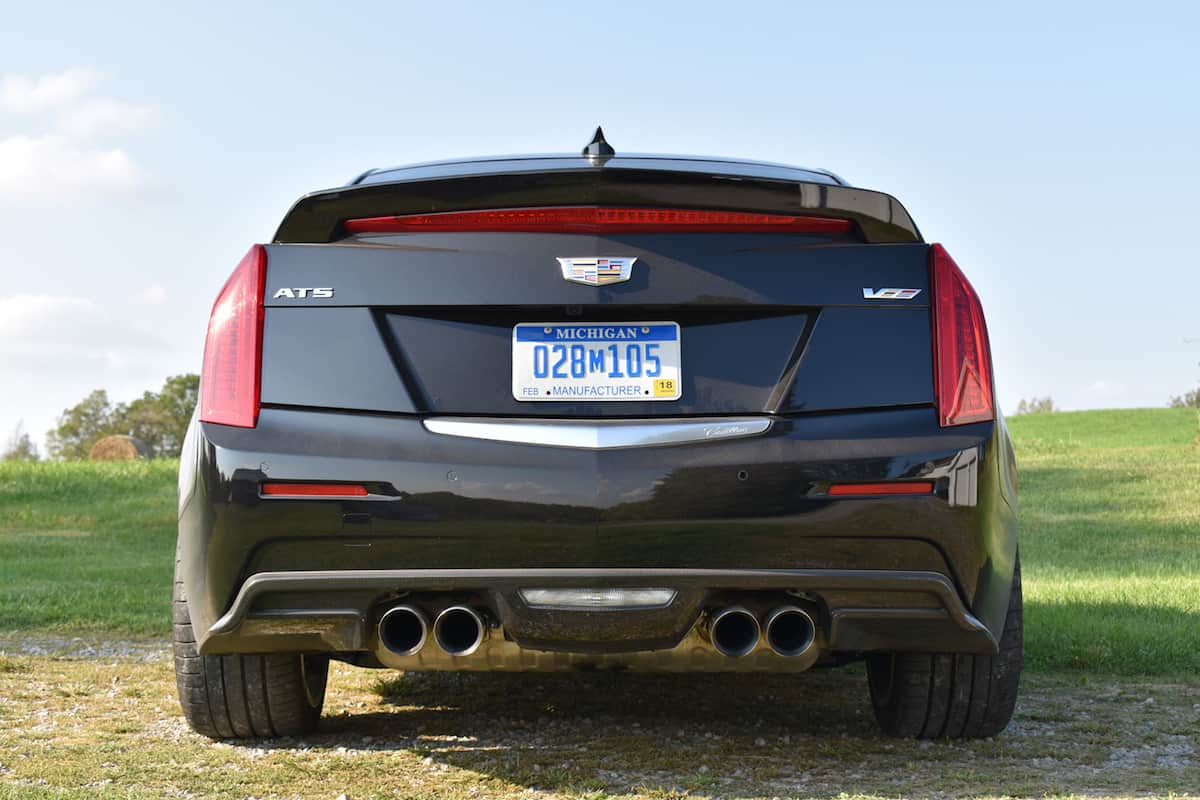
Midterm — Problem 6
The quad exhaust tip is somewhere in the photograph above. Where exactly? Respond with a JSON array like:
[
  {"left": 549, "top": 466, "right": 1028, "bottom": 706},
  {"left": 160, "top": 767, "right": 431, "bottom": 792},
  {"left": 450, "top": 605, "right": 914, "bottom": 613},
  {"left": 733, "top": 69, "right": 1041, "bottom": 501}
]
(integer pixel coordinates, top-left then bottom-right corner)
[
  {"left": 708, "top": 606, "right": 761, "bottom": 657},
  {"left": 764, "top": 605, "right": 817, "bottom": 657},
  {"left": 378, "top": 604, "right": 429, "bottom": 657},
  {"left": 434, "top": 605, "right": 487, "bottom": 657}
]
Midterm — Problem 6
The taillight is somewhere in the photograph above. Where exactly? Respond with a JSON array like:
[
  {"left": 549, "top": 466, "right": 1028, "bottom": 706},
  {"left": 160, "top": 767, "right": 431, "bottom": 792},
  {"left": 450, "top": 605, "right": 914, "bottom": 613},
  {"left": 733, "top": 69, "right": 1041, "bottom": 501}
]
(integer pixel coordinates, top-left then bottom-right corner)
[
  {"left": 930, "top": 243, "right": 994, "bottom": 427},
  {"left": 342, "top": 206, "right": 854, "bottom": 236},
  {"left": 199, "top": 245, "right": 266, "bottom": 428}
]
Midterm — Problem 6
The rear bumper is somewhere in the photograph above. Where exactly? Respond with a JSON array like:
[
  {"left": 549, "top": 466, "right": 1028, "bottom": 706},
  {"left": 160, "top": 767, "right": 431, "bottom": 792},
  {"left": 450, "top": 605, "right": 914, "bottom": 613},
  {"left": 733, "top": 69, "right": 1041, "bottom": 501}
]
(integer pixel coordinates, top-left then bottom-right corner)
[
  {"left": 202, "top": 567, "right": 997, "bottom": 669},
  {"left": 178, "top": 405, "right": 1018, "bottom": 667}
]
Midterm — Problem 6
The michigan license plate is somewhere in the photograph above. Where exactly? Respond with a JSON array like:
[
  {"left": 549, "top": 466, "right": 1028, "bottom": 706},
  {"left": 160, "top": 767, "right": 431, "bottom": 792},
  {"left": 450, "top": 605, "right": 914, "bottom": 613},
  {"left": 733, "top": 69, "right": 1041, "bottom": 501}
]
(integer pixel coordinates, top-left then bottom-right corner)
[{"left": 512, "top": 322, "right": 682, "bottom": 401}]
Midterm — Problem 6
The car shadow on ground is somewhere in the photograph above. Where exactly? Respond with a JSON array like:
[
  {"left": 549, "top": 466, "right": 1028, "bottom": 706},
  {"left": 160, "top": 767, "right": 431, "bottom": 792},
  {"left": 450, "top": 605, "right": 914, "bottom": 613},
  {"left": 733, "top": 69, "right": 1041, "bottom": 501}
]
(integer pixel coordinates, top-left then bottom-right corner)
[
  {"left": 227, "top": 666, "right": 1200, "bottom": 797},
  {"left": 328, "top": 668, "right": 888, "bottom": 794}
]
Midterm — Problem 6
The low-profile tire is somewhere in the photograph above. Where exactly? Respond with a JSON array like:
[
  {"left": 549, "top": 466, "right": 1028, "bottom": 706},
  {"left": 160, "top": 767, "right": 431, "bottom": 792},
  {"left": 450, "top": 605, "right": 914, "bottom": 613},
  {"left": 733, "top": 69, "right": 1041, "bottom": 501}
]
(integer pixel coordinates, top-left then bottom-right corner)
[
  {"left": 172, "top": 557, "right": 329, "bottom": 739},
  {"left": 866, "top": 558, "right": 1022, "bottom": 739}
]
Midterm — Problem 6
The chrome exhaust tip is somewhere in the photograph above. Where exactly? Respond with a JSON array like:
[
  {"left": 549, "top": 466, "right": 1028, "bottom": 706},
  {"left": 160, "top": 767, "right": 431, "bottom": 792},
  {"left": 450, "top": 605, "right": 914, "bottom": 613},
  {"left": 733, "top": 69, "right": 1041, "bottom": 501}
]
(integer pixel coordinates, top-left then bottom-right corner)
[
  {"left": 378, "top": 604, "right": 429, "bottom": 656},
  {"left": 707, "top": 606, "right": 761, "bottom": 657},
  {"left": 764, "top": 605, "right": 816, "bottom": 657},
  {"left": 433, "top": 605, "right": 486, "bottom": 657}
]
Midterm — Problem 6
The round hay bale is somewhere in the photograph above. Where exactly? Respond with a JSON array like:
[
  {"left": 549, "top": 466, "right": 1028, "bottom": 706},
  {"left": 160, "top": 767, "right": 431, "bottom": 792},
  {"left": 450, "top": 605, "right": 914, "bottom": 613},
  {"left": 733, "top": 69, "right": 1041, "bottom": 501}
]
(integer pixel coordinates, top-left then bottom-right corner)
[{"left": 88, "top": 435, "right": 152, "bottom": 461}]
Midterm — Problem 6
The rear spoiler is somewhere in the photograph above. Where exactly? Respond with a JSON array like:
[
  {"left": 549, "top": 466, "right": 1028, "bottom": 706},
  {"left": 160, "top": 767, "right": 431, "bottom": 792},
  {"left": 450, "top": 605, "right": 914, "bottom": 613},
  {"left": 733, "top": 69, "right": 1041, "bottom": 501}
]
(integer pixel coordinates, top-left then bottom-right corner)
[{"left": 273, "top": 168, "right": 922, "bottom": 244}]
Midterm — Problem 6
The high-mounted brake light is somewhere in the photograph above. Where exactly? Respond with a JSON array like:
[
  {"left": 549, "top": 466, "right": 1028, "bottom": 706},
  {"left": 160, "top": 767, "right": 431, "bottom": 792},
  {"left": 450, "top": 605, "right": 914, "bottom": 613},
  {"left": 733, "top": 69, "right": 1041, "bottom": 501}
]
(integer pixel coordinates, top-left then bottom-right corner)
[
  {"left": 930, "top": 244, "right": 994, "bottom": 427},
  {"left": 343, "top": 207, "right": 854, "bottom": 236},
  {"left": 199, "top": 245, "right": 266, "bottom": 428}
]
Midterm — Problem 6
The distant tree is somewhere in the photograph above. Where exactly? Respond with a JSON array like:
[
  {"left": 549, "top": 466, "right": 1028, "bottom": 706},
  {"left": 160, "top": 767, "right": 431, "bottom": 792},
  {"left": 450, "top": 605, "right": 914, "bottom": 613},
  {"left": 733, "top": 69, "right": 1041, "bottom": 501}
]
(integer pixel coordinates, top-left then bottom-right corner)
[
  {"left": 2, "top": 421, "right": 39, "bottom": 461},
  {"left": 1168, "top": 387, "right": 1200, "bottom": 408},
  {"left": 151, "top": 373, "right": 200, "bottom": 454},
  {"left": 1014, "top": 396, "right": 1057, "bottom": 415},
  {"left": 45, "top": 389, "right": 116, "bottom": 460},
  {"left": 111, "top": 374, "right": 199, "bottom": 456},
  {"left": 45, "top": 374, "right": 200, "bottom": 460},
  {"left": 109, "top": 395, "right": 164, "bottom": 454}
]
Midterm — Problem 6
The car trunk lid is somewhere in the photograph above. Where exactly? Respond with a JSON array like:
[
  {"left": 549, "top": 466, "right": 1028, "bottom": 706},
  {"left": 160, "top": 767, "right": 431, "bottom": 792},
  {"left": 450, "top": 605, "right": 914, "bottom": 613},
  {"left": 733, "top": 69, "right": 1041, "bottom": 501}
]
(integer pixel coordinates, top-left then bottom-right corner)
[{"left": 258, "top": 232, "right": 934, "bottom": 417}]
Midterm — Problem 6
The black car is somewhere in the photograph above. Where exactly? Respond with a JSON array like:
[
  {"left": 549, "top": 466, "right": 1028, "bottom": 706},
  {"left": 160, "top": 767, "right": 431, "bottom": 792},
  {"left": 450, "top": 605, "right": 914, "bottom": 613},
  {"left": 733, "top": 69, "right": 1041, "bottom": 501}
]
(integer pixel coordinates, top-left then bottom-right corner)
[{"left": 174, "top": 130, "right": 1020, "bottom": 740}]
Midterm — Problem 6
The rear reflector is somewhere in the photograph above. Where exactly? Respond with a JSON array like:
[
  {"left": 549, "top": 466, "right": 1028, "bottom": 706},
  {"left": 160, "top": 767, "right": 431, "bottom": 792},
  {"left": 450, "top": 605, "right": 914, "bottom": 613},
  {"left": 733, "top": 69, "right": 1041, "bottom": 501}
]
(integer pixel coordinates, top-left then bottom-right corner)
[
  {"left": 199, "top": 245, "right": 266, "bottom": 428},
  {"left": 930, "top": 244, "right": 995, "bottom": 427},
  {"left": 343, "top": 206, "right": 854, "bottom": 235},
  {"left": 828, "top": 482, "right": 935, "bottom": 497},
  {"left": 261, "top": 483, "right": 369, "bottom": 497}
]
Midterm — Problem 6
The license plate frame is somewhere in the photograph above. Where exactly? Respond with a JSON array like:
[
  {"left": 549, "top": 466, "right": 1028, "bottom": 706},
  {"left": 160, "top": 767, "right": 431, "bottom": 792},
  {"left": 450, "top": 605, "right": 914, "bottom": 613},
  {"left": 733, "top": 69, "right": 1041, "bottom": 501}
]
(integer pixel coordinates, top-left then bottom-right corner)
[{"left": 512, "top": 321, "right": 682, "bottom": 402}]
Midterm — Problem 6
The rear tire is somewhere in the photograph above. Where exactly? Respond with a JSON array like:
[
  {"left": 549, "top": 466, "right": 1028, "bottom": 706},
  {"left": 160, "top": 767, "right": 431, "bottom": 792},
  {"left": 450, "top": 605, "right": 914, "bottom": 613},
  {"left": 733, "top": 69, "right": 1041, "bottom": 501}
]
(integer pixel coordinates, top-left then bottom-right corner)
[
  {"left": 173, "top": 557, "right": 328, "bottom": 739},
  {"left": 866, "top": 558, "right": 1022, "bottom": 739}
]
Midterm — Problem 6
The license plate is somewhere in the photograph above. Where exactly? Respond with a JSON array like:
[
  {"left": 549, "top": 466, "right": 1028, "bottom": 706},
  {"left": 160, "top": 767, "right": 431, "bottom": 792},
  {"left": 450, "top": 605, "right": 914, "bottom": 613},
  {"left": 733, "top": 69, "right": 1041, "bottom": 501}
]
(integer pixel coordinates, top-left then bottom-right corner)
[{"left": 512, "top": 322, "right": 682, "bottom": 402}]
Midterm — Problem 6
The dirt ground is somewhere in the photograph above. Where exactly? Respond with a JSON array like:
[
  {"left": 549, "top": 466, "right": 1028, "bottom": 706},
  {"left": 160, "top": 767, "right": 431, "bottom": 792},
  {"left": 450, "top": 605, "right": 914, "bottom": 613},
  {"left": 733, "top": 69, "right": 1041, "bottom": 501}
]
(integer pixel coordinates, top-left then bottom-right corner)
[{"left": 0, "top": 642, "right": 1196, "bottom": 799}]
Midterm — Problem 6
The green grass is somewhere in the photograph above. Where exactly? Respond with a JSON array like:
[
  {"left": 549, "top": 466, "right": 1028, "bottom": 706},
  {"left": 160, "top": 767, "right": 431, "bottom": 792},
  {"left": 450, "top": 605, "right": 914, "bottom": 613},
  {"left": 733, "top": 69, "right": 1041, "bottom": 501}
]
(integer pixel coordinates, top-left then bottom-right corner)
[
  {"left": 0, "top": 459, "right": 177, "bottom": 636},
  {"left": 1007, "top": 407, "right": 1200, "bottom": 676},
  {"left": 1, "top": 409, "right": 1197, "bottom": 676}
]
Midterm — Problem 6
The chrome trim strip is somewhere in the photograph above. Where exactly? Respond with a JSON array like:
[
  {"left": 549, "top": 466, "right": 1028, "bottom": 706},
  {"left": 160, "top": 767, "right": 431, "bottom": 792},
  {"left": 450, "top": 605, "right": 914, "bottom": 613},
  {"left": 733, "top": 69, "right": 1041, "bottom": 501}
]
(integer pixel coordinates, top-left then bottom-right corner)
[{"left": 422, "top": 417, "right": 772, "bottom": 449}]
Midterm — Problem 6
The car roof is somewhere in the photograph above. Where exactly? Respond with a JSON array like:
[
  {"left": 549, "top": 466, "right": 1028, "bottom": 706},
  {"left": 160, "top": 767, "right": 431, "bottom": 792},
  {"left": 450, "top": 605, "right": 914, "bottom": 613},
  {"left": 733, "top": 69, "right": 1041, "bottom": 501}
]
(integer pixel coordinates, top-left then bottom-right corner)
[{"left": 352, "top": 153, "right": 848, "bottom": 188}]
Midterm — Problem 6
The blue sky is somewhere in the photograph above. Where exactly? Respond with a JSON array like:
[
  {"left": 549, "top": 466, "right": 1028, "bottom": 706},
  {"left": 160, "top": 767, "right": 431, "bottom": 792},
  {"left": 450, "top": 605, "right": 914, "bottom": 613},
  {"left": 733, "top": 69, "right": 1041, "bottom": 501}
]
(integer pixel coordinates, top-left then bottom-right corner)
[{"left": 2, "top": 1, "right": 1198, "bottom": 449}]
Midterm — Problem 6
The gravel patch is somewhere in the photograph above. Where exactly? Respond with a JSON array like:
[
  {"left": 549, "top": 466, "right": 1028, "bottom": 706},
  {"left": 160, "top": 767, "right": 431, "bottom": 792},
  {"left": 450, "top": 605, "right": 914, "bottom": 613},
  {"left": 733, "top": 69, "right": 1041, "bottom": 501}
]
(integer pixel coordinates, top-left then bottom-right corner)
[
  {"left": 0, "top": 649, "right": 1196, "bottom": 798},
  {"left": 0, "top": 634, "right": 168, "bottom": 660}
]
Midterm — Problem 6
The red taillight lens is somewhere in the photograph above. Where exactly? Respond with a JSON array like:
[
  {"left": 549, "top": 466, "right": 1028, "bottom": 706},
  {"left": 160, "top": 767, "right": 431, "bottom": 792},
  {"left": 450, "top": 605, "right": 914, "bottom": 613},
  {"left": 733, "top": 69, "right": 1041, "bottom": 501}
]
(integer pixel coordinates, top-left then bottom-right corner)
[
  {"left": 261, "top": 482, "right": 369, "bottom": 497},
  {"left": 199, "top": 245, "right": 266, "bottom": 428},
  {"left": 343, "top": 207, "right": 854, "bottom": 236},
  {"left": 930, "top": 244, "right": 994, "bottom": 427},
  {"left": 828, "top": 481, "right": 935, "bottom": 497}
]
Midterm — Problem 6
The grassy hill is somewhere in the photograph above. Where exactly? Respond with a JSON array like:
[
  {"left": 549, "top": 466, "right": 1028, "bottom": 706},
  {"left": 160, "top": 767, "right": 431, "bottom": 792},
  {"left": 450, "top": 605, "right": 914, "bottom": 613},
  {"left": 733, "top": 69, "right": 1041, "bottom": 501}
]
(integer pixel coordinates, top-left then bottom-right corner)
[
  {"left": 0, "top": 459, "right": 177, "bottom": 635},
  {"left": 1, "top": 408, "right": 1196, "bottom": 676},
  {"left": 1006, "top": 407, "right": 1199, "bottom": 675}
]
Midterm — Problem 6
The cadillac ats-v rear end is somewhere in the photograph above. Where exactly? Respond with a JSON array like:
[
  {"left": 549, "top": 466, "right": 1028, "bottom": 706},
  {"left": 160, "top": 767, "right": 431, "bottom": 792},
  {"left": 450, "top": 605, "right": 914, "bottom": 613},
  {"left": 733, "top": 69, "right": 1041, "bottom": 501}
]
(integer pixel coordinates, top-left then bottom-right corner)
[{"left": 174, "top": 133, "right": 1021, "bottom": 740}]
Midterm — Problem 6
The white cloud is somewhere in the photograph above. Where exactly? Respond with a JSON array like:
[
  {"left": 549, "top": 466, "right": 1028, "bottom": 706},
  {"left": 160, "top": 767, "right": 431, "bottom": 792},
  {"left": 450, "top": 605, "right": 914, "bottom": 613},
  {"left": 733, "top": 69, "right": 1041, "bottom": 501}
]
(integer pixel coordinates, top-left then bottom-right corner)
[
  {"left": 0, "top": 294, "right": 95, "bottom": 334},
  {"left": 0, "top": 293, "right": 176, "bottom": 450},
  {"left": 0, "top": 294, "right": 164, "bottom": 364},
  {"left": 57, "top": 98, "right": 156, "bottom": 138},
  {"left": 0, "top": 69, "right": 99, "bottom": 114},
  {"left": 0, "top": 68, "right": 154, "bottom": 207},
  {"left": 133, "top": 284, "right": 169, "bottom": 305},
  {"left": 0, "top": 133, "right": 141, "bottom": 206}
]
